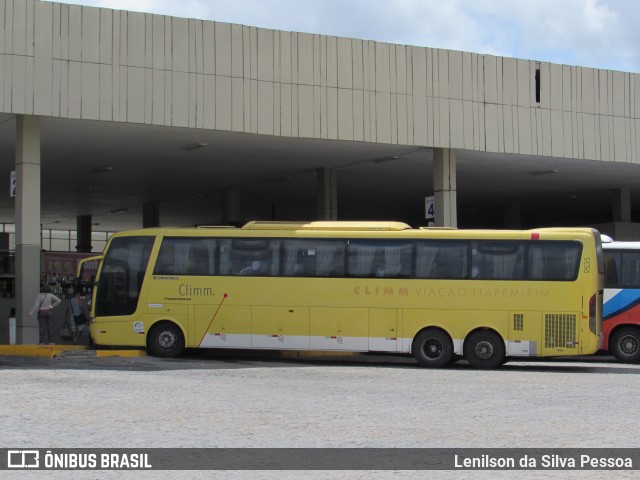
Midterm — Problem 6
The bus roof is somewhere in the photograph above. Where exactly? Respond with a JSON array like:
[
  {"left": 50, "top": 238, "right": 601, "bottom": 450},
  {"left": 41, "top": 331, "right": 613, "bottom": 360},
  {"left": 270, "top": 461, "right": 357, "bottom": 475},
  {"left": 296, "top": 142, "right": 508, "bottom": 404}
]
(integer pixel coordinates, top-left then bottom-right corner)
[
  {"left": 241, "top": 221, "right": 412, "bottom": 231},
  {"left": 117, "top": 222, "right": 598, "bottom": 240},
  {"left": 600, "top": 234, "right": 640, "bottom": 250},
  {"left": 603, "top": 241, "right": 640, "bottom": 250}
]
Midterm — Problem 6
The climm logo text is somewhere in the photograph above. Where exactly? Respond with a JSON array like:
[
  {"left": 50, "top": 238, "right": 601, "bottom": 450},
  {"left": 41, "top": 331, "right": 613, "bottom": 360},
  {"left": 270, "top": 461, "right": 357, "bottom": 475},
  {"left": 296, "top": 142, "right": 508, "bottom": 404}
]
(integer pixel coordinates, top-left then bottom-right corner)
[{"left": 178, "top": 284, "right": 214, "bottom": 296}]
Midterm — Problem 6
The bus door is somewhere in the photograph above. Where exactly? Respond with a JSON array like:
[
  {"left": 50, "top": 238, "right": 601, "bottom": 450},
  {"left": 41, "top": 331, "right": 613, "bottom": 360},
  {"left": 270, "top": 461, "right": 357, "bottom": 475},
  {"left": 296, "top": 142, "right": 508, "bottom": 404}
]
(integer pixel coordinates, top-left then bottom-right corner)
[{"left": 76, "top": 255, "right": 102, "bottom": 303}]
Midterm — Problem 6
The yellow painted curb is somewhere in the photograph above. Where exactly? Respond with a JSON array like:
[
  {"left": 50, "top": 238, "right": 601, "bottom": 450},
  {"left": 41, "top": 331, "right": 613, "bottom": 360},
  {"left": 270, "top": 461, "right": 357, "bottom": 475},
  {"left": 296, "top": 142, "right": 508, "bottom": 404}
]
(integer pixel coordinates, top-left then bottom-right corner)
[
  {"left": 0, "top": 345, "right": 146, "bottom": 358},
  {"left": 0, "top": 344, "right": 89, "bottom": 358}
]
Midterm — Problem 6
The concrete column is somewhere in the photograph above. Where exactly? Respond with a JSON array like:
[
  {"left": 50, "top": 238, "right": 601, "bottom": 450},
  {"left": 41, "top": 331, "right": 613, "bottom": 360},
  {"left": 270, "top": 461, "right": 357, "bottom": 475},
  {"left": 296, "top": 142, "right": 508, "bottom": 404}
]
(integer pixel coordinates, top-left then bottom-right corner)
[
  {"left": 433, "top": 148, "right": 457, "bottom": 227},
  {"left": 143, "top": 202, "right": 160, "bottom": 228},
  {"left": 76, "top": 215, "right": 92, "bottom": 252},
  {"left": 613, "top": 187, "right": 631, "bottom": 223},
  {"left": 15, "top": 115, "right": 41, "bottom": 345},
  {"left": 316, "top": 167, "right": 337, "bottom": 220},
  {"left": 222, "top": 187, "right": 241, "bottom": 226}
]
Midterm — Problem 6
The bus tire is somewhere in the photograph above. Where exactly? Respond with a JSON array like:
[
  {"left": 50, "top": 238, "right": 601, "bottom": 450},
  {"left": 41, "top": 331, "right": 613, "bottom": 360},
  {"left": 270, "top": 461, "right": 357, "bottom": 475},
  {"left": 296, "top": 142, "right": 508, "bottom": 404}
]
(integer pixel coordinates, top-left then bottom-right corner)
[
  {"left": 611, "top": 327, "right": 640, "bottom": 363},
  {"left": 147, "top": 322, "right": 185, "bottom": 358},
  {"left": 464, "top": 330, "right": 505, "bottom": 369},
  {"left": 412, "top": 329, "right": 454, "bottom": 368}
]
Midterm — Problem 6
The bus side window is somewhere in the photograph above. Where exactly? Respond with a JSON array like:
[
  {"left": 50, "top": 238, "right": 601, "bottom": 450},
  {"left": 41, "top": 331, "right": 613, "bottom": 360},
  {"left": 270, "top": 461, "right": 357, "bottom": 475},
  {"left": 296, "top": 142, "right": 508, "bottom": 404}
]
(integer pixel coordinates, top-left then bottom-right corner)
[
  {"left": 415, "top": 241, "right": 467, "bottom": 279},
  {"left": 283, "top": 239, "right": 345, "bottom": 277},
  {"left": 528, "top": 242, "right": 580, "bottom": 281},
  {"left": 283, "top": 240, "right": 314, "bottom": 276},
  {"left": 226, "top": 238, "right": 280, "bottom": 276},
  {"left": 381, "top": 243, "right": 412, "bottom": 278},
  {"left": 620, "top": 252, "right": 640, "bottom": 287},
  {"left": 434, "top": 243, "right": 467, "bottom": 279},
  {"left": 348, "top": 242, "right": 377, "bottom": 277},
  {"left": 317, "top": 242, "right": 345, "bottom": 276},
  {"left": 187, "top": 245, "right": 210, "bottom": 275},
  {"left": 154, "top": 238, "right": 217, "bottom": 276},
  {"left": 604, "top": 254, "right": 620, "bottom": 287},
  {"left": 415, "top": 243, "right": 438, "bottom": 278},
  {"left": 347, "top": 241, "right": 411, "bottom": 278},
  {"left": 154, "top": 244, "right": 176, "bottom": 274},
  {"left": 472, "top": 241, "right": 524, "bottom": 280}
]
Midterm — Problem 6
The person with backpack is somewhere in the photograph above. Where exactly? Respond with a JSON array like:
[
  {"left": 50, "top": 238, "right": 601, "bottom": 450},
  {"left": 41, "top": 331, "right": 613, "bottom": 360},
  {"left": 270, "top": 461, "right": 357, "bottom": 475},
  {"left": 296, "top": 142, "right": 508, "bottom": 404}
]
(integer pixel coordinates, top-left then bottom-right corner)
[{"left": 66, "top": 288, "right": 91, "bottom": 344}]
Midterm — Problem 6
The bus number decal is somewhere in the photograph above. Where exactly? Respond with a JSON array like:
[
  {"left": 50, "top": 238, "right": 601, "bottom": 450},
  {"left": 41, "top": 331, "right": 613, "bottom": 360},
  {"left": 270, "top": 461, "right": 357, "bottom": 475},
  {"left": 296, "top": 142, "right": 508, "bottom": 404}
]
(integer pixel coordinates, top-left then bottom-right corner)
[{"left": 583, "top": 256, "right": 591, "bottom": 274}]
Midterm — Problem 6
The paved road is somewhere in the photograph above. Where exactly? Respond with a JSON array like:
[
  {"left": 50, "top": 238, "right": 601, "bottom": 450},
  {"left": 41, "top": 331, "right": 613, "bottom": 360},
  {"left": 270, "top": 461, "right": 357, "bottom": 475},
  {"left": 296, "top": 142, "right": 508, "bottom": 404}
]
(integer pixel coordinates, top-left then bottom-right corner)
[{"left": 1, "top": 351, "right": 639, "bottom": 479}]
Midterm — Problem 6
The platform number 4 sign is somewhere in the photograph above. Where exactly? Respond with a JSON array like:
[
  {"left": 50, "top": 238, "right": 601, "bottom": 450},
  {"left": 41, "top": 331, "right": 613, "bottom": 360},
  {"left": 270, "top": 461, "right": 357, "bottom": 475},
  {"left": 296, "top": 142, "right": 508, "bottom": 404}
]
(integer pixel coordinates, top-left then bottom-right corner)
[
  {"left": 425, "top": 195, "right": 435, "bottom": 223},
  {"left": 10, "top": 170, "right": 16, "bottom": 197}
]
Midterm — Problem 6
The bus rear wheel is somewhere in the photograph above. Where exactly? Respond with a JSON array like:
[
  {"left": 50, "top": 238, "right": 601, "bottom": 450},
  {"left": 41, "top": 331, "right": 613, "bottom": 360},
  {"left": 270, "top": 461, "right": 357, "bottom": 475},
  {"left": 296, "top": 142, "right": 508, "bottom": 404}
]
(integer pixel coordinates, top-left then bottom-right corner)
[
  {"left": 412, "top": 329, "right": 454, "bottom": 368},
  {"left": 464, "top": 330, "right": 505, "bottom": 369},
  {"left": 148, "top": 322, "right": 185, "bottom": 358},
  {"left": 611, "top": 327, "right": 640, "bottom": 363}
]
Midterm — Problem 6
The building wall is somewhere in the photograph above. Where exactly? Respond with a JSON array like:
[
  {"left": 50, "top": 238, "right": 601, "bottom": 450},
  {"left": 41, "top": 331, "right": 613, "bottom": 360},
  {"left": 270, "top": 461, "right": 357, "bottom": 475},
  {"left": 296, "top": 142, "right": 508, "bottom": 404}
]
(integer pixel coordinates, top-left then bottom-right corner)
[{"left": 1, "top": 0, "right": 639, "bottom": 163}]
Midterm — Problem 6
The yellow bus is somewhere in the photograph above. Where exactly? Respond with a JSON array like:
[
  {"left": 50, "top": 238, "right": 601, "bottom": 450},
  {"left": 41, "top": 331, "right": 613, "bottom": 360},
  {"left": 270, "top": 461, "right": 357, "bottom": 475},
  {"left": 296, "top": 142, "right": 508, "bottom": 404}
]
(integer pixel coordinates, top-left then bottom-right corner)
[{"left": 82, "top": 221, "right": 604, "bottom": 368}]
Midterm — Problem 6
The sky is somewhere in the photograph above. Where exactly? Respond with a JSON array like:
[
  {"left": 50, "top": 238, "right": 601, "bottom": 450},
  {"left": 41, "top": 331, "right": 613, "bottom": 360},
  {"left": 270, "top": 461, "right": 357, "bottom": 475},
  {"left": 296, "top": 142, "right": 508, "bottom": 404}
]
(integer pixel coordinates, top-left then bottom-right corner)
[{"left": 48, "top": 0, "right": 640, "bottom": 74}]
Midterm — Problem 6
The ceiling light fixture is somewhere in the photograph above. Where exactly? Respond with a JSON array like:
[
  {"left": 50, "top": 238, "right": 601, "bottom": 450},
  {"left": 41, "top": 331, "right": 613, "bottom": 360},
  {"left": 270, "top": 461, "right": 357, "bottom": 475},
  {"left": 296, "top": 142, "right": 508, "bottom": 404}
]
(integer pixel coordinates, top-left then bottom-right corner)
[
  {"left": 108, "top": 208, "right": 128, "bottom": 215},
  {"left": 528, "top": 169, "right": 558, "bottom": 176},
  {"left": 182, "top": 142, "right": 208, "bottom": 151},
  {"left": 92, "top": 166, "right": 114, "bottom": 173}
]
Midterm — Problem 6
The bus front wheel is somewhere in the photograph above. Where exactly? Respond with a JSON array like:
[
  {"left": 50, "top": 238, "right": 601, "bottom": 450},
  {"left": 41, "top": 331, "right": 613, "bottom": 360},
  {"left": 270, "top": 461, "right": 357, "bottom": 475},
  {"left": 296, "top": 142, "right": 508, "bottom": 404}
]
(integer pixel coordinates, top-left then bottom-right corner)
[
  {"left": 464, "top": 330, "right": 505, "bottom": 369},
  {"left": 412, "top": 329, "right": 454, "bottom": 368},
  {"left": 611, "top": 327, "right": 640, "bottom": 363},
  {"left": 148, "top": 322, "right": 185, "bottom": 358}
]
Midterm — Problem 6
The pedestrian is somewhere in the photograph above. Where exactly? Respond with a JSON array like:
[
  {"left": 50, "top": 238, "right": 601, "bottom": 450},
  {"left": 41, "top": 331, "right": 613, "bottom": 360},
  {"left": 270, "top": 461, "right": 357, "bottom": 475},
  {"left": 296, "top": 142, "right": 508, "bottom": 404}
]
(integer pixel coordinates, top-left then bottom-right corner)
[
  {"left": 27, "top": 285, "right": 62, "bottom": 345},
  {"left": 66, "top": 288, "right": 90, "bottom": 344}
]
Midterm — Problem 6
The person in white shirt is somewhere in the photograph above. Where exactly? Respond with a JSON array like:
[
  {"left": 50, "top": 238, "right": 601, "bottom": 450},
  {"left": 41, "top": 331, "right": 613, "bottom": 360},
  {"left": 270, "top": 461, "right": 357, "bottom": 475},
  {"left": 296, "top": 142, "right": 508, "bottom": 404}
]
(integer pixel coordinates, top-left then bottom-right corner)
[
  {"left": 239, "top": 260, "right": 262, "bottom": 275},
  {"left": 27, "top": 286, "right": 62, "bottom": 345}
]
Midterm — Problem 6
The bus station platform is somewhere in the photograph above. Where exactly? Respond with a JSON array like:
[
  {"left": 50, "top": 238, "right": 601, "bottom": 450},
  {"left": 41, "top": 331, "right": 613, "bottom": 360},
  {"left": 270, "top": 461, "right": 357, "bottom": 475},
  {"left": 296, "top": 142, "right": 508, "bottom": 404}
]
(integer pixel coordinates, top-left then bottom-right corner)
[{"left": 0, "top": 344, "right": 147, "bottom": 359}]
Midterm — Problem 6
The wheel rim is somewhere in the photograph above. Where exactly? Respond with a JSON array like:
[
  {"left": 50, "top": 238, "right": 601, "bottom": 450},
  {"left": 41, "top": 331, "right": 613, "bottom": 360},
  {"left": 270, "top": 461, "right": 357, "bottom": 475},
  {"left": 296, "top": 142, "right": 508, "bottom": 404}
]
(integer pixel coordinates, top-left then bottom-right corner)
[
  {"left": 619, "top": 334, "right": 639, "bottom": 357},
  {"left": 474, "top": 340, "right": 495, "bottom": 360},
  {"left": 423, "top": 339, "right": 443, "bottom": 360},
  {"left": 157, "top": 330, "right": 177, "bottom": 350}
]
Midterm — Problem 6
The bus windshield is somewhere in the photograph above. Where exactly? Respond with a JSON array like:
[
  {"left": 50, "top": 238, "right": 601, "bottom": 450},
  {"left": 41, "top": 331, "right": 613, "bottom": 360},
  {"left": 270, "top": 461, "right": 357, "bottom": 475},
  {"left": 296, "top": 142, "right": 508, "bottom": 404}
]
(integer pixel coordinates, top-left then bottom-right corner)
[{"left": 94, "top": 236, "right": 155, "bottom": 317}]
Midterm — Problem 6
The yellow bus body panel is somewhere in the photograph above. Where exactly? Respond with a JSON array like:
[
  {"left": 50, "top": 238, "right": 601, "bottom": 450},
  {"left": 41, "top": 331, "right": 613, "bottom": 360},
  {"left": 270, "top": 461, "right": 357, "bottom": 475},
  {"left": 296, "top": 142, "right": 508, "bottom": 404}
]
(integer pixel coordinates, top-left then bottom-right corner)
[{"left": 89, "top": 225, "right": 602, "bottom": 358}]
